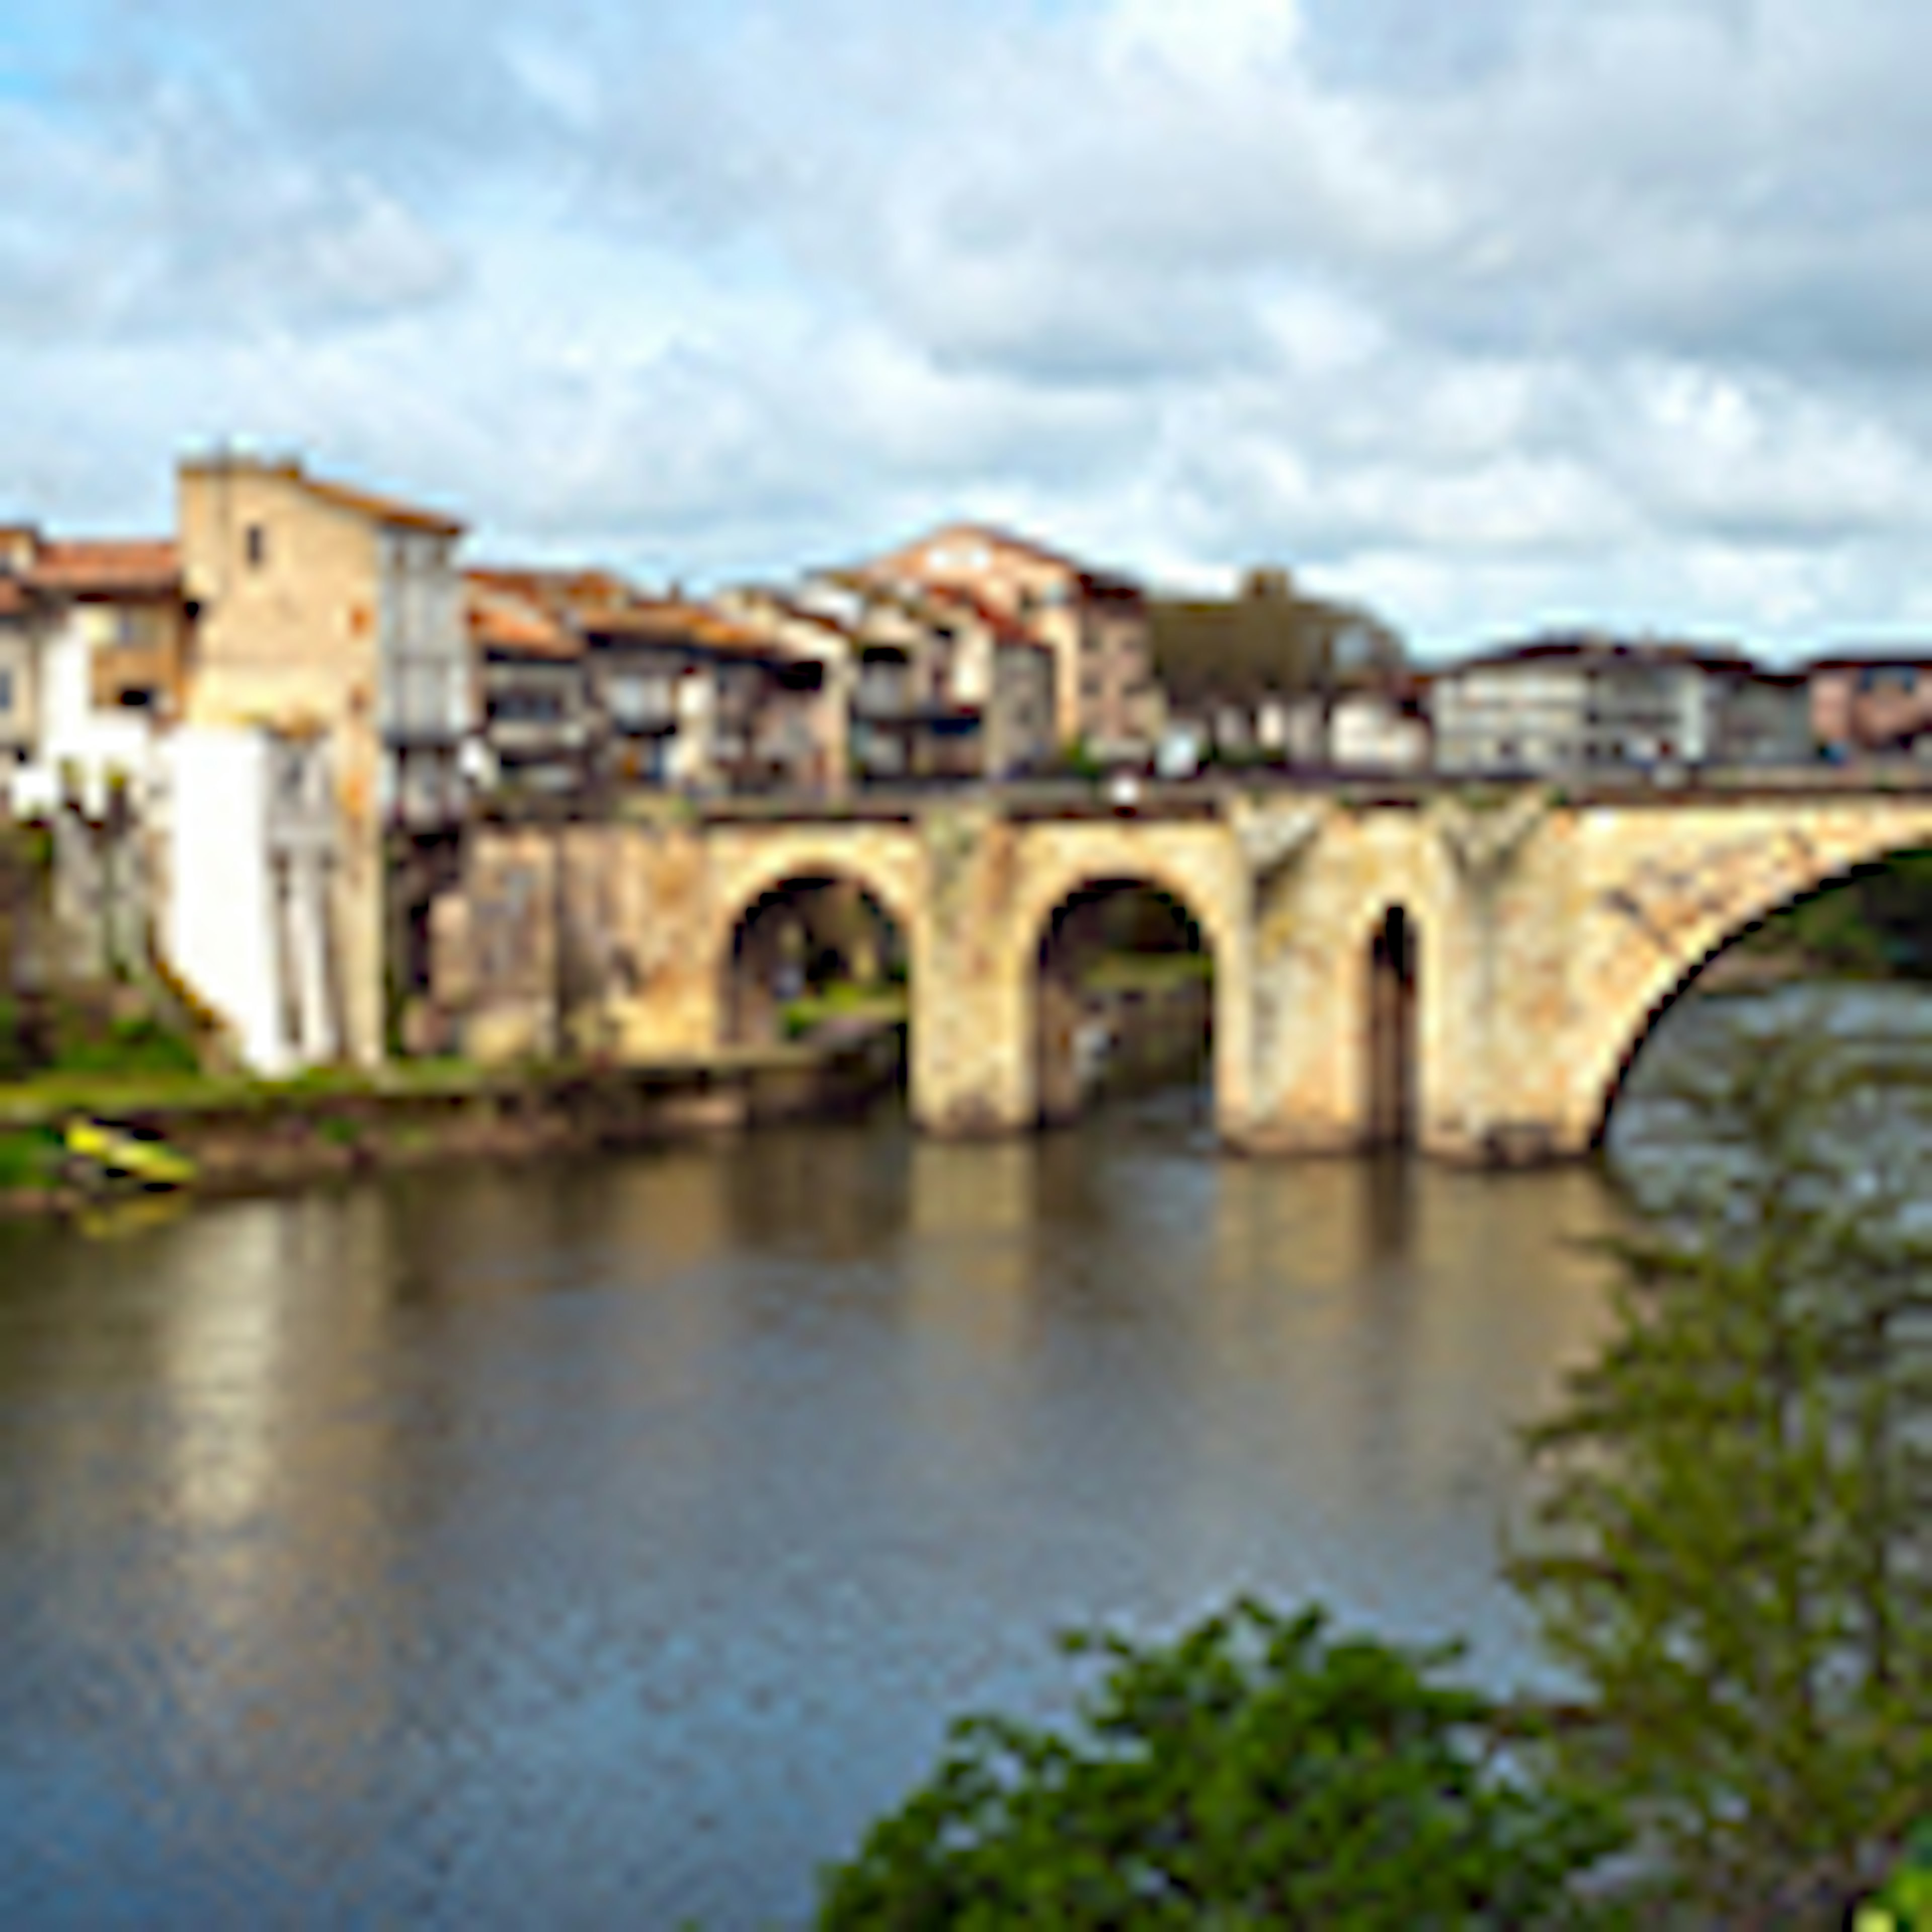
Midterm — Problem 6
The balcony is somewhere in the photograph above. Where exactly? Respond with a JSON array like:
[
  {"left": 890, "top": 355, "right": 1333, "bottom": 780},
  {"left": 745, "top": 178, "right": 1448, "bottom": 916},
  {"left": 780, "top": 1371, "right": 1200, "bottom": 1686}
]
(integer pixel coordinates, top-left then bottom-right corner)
[{"left": 379, "top": 657, "right": 470, "bottom": 745}]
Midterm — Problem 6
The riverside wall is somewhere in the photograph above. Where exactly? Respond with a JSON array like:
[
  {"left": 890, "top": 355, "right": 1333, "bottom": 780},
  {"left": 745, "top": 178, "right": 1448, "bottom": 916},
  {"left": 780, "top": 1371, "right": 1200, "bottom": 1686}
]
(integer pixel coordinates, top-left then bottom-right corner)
[{"left": 0, "top": 1024, "right": 906, "bottom": 1219}]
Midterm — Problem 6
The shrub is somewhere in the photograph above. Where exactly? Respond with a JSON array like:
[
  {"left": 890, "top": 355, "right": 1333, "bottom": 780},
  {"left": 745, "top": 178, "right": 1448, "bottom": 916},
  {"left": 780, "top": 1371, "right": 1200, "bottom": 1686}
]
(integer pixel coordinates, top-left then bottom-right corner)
[
  {"left": 1510, "top": 1029, "right": 1932, "bottom": 1919},
  {"left": 1857, "top": 1822, "right": 1932, "bottom": 1930},
  {"left": 816, "top": 1598, "right": 1624, "bottom": 1928}
]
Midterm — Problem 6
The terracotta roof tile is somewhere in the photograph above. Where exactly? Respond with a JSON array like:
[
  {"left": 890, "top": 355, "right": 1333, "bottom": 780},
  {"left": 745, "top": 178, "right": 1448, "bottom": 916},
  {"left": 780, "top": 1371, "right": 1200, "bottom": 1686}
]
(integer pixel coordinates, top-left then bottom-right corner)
[
  {"left": 940, "top": 521, "right": 1086, "bottom": 571},
  {"left": 25, "top": 539, "right": 181, "bottom": 598},
  {"left": 297, "top": 474, "right": 463, "bottom": 536},
  {"left": 465, "top": 582, "right": 582, "bottom": 661},
  {"left": 582, "top": 598, "right": 809, "bottom": 663},
  {"left": 467, "top": 565, "right": 639, "bottom": 615}
]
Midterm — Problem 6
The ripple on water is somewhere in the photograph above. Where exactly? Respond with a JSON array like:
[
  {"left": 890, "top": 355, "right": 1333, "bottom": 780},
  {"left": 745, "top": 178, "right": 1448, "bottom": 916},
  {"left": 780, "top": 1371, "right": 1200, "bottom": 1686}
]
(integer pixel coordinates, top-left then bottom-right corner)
[{"left": 11, "top": 1010, "right": 1909, "bottom": 1926}]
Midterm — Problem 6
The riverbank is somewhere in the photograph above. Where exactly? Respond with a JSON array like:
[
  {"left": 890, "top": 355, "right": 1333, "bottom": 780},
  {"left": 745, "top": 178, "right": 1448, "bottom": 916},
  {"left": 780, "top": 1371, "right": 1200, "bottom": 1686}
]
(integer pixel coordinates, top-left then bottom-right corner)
[{"left": 0, "top": 1022, "right": 906, "bottom": 1219}]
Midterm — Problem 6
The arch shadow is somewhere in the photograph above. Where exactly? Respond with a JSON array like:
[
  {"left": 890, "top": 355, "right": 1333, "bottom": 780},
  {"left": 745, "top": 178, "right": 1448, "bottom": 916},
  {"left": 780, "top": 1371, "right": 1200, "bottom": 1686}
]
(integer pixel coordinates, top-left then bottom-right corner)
[
  {"left": 721, "top": 871, "right": 911, "bottom": 1054},
  {"left": 1029, "top": 874, "right": 1215, "bottom": 1128},
  {"left": 1364, "top": 903, "right": 1419, "bottom": 1149}
]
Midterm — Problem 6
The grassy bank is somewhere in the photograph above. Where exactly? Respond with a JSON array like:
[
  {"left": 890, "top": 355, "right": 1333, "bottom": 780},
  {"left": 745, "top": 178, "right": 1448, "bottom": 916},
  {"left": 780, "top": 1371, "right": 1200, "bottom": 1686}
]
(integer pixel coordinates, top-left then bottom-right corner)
[{"left": 0, "top": 1030, "right": 905, "bottom": 1220}]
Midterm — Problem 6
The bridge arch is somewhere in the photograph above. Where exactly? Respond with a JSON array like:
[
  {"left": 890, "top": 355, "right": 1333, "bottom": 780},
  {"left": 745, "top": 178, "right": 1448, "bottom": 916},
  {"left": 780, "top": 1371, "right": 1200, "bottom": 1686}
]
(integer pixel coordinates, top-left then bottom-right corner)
[
  {"left": 1003, "top": 837, "right": 1246, "bottom": 1132},
  {"left": 709, "top": 838, "right": 924, "bottom": 1053},
  {"left": 1364, "top": 902, "right": 1420, "bottom": 1147},
  {"left": 1580, "top": 817, "right": 1932, "bottom": 1147},
  {"left": 1029, "top": 876, "right": 1215, "bottom": 1125},
  {"left": 720, "top": 872, "right": 911, "bottom": 1048}
]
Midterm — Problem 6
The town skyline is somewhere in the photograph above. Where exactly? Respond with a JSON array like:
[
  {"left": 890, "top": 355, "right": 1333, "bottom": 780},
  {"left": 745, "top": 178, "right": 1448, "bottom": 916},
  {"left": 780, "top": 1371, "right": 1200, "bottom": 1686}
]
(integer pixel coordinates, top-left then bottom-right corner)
[{"left": 9, "top": 0, "right": 1932, "bottom": 659}]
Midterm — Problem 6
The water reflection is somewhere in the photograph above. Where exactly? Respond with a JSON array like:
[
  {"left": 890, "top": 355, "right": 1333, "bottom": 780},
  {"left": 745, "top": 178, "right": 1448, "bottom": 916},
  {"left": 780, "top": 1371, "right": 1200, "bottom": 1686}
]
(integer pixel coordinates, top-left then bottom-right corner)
[{"left": 6, "top": 999, "right": 1886, "bottom": 1927}]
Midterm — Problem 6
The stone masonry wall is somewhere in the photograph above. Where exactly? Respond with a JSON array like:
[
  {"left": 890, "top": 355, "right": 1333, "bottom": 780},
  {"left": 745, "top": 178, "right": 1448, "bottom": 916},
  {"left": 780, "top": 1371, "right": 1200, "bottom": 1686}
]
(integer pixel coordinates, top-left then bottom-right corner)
[{"left": 435, "top": 785, "right": 1932, "bottom": 1162}]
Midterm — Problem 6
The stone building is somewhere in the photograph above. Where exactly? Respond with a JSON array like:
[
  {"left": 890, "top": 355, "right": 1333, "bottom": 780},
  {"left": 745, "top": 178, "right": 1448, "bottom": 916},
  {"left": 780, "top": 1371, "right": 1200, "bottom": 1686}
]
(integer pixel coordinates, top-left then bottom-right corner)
[
  {"left": 176, "top": 451, "right": 471, "bottom": 1064},
  {"left": 855, "top": 521, "right": 1161, "bottom": 759},
  {"left": 463, "top": 574, "right": 593, "bottom": 794},
  {"left": 574, "top": 597, "right": 827, "bottom": 794},
  {"left": 726, "top": 574, "right": 1058, "bottom": 784},
  {"left": 918, "top": 584, "right": 1057, "bottom": 779},
  {"left": 709, "top": 586, "right": 856, "bottom": 793}
]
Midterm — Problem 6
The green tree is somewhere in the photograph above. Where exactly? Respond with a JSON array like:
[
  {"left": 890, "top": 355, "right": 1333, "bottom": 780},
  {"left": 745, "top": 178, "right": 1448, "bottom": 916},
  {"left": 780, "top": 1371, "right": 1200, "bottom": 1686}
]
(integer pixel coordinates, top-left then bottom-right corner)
[
  {"left": 816, "top": 1598, "right": 1622, "bottom": 1928},
  {"left": 1509, "top": 1028, "right": 1932, "bottom": 1920},
  {"left": 1743, "top": 850, "right": 1932, "bottom": 981}
]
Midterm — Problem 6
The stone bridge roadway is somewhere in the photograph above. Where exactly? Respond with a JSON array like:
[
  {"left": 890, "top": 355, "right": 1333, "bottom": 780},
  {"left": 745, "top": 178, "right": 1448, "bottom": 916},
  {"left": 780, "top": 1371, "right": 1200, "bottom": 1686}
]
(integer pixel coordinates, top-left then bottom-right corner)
[{"left": 434, "top": 775, "right": 1932, "bottom": 1163}]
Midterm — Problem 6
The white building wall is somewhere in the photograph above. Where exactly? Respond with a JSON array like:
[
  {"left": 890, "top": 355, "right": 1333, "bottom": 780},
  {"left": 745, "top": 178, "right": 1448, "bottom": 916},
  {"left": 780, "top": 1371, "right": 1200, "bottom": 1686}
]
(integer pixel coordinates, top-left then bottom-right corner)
[
  {"left": 164, "top": 729, "right": 283, "bottom": 1070},
  {"left": 1331, "top": 694, "right": 1429, "bottom": 769},
  {"left": 162, "top": 726, "right": 341, "bottom": 1074},
  {"left": 9, "top": 609, "right": 156, "bottom": 815}
]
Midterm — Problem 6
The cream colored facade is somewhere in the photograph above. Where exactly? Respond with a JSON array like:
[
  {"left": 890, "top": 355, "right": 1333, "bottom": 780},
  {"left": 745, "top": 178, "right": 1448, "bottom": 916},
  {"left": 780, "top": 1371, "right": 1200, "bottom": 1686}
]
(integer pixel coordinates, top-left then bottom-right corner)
[
  {"left": 439, "top": 778, "right": 1932, "bottom": 1163},
  {"left": 859, "top": 523, "right": 1161, "bottom": 756},
  {"left": 178, "top": 453, "right": 469, "bottom": 1064}
]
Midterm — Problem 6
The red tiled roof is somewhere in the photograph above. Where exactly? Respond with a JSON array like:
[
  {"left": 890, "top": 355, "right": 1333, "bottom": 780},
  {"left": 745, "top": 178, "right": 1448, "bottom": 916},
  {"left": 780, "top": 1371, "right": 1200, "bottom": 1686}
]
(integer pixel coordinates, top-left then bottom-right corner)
[
  {"left": 25, "top": 539, "right": 181, "bottom": 598},
  {"left": 465, "top": 581, "right": 582, "bottom": 661},
  {"left": 580, "top": 598, "right": 808, "bottom": 664},
  {"left": 0, "top": 577, "right": 27, "bottom": 618},
  {"left": 933, "top": 522, "right": 1143, "bottom": 595},
  {"left": 467, "top": 565, "right": 639, "bottom": 615},
  {"left": 939, "top": 521, "right": 1086, "bottom": 572},
  {"left": 298, "top": 474, "right": 463, "bottom": 537}
]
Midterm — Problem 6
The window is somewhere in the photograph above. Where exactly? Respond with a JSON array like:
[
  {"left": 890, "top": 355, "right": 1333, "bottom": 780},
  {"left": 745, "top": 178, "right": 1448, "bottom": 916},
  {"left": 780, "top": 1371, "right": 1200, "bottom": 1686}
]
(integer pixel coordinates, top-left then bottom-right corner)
[
  {"left": 244, "top": 523, "right": 268, "bottom": 569},
  {"left": 0, "top": 668, "right": 11, "bottom": 714}
]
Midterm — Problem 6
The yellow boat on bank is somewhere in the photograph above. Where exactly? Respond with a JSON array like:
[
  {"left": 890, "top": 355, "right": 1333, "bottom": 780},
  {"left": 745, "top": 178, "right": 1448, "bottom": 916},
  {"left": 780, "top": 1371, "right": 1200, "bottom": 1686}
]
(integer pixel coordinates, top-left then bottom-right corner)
[{"left": 62, "top": 1119, "right": 197, "bottom": 1190}]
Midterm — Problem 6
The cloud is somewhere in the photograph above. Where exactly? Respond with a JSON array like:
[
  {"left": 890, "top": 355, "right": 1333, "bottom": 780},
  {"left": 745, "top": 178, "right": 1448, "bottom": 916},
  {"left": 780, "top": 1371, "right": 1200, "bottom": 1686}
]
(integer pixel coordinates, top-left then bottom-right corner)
[
  {"left": 0, "top": 84, "right": 462, "bottom": 342},
  {"left": 9, "top": 0, "right": 1932, "bottom": 655}
]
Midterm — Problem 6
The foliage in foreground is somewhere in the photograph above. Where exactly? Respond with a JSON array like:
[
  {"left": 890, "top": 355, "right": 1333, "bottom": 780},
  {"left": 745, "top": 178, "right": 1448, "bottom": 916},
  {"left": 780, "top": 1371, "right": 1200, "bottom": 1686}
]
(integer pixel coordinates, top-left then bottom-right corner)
[
  {"left": 1746, "top": 851, "right": 1932, "bottom": 978},
  {"left": 1856, "top": 1821, "right": 1932, "bottom": 1930},
  {"left": 816, "top": 1598, "right": 1624, "bottom": 1929},
  {"left": 1510, "top": 1027, "right": 1932, "bottom": 1921}
]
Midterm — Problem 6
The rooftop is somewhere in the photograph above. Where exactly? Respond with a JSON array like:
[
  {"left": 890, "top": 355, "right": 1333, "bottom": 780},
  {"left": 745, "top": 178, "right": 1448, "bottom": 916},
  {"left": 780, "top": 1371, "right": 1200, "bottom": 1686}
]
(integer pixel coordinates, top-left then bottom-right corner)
[
  {"left": 181, "top": 452, "right": 464, "bottom": 537},
  {"left": 1446, "top": 633, "right": 1762, "bottom": 675},
  {"left": 465, "top": 580, "right": 583, "bottom": 661},
  {"left": 23, "top": 538, "right": 182, "bottom": 599},
  {"left": 580, "top": 598, "right": 807, "bottom": 664}
]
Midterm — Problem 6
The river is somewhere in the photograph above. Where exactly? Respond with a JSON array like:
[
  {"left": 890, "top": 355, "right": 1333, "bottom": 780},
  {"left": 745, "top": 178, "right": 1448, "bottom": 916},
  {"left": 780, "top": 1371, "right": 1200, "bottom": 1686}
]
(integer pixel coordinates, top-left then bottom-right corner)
[{"left": 0, "top": 984, "right": 1924, "bottom": 1927}]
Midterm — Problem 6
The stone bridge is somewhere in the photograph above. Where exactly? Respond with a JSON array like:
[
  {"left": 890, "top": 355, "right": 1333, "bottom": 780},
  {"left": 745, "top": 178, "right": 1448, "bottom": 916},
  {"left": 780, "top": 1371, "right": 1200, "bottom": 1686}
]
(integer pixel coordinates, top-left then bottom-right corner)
[{"left": 431, "top": 779, "right": 1932, "bottom": 1162}]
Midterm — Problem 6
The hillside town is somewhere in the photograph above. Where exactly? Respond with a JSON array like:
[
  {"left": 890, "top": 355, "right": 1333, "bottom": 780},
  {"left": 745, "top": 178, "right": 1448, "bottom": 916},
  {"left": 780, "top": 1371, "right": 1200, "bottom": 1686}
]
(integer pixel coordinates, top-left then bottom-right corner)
[
  {"left": 3, "top": 447, "right": 1929, "bottom": 1077},
  {"left": 9, "top": 449, "right": 1931, "bottom": 819}
]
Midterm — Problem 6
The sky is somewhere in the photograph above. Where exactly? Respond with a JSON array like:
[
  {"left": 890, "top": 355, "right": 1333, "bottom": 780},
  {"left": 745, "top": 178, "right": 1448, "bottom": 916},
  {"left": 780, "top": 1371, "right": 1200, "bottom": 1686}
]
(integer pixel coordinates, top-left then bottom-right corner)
[{"left": 5, "top": 0, "right": 1932, "bottom": 658}]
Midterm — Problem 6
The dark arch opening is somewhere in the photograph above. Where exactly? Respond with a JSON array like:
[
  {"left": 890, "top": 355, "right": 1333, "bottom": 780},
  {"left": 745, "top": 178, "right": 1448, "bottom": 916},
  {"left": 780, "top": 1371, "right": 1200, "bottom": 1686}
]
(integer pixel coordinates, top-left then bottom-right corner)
[
  {"left": 723, "top": 874, "right": 909, "bottom": 1072},
  {"left": 1364, "top": 905, "right": 1418, "bottom": 1148},
  {"left": 1593, "top": 844, "right": 1932, "bottom": 1149},
  {"left": 1033, "top": 877, "right": 1213, "bottom": 1128}
]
